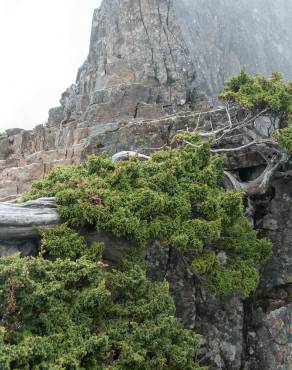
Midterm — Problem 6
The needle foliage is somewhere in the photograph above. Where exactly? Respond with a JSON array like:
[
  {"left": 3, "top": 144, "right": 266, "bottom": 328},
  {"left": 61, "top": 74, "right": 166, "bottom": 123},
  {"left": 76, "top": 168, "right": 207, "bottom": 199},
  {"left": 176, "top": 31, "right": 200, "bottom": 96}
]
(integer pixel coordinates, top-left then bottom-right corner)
[
  {"left": 1, "top": 102, "right": 274, "bottom": 368},
  {"left": 0, "top": 227, "right": 203, "bottom": 370},
  {"left": 220, "top": 68, "right": 292, "bottom": 120},
  {"left": 221, "top": 69, "right": 292, "bottom": 152},
  {"left": 23, "top": 135, "right": 271, "bottom": 296}
]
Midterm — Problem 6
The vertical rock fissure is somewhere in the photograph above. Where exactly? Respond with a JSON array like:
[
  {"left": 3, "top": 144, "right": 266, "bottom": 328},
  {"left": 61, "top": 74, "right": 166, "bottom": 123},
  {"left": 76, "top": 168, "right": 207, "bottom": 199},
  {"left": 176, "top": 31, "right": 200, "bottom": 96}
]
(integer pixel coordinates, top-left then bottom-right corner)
[
  {"left": 138, "top": 0, "right": 158, "bottom": 82},
  {"left": 240, "top": 298, "right": 253, "bottom": 370}
]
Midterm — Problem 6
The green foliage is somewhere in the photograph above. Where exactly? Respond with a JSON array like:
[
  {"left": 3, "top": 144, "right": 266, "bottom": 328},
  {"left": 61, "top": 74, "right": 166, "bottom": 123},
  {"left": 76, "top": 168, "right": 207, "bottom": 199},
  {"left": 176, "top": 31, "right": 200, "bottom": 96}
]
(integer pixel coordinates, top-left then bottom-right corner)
[
  {"left": 0, "top": 131, "right": 7, "bottom": 140},
  {"left": 0, "top": 237, "right": 202, "bottom": 369},
  {"left": 39, "top": 224, "right": 88, "bottom": 259},
  {"left": 273, "top": 125, "right": 292, "bottom": 152},
  {"left": 220, "top": 69, "right": 292, "bottom": 153},
  {"left": 220, "top": 68, "right": 292, "bottom": 120},
  {"left": 23, "top": 137, "right": 271, "bottom": 296},
  {"left": 0, "top": 126, "right": 272, "bottom": 368},
  {"left": 193, "top": 218, "right": 272, "bottom": 295}
]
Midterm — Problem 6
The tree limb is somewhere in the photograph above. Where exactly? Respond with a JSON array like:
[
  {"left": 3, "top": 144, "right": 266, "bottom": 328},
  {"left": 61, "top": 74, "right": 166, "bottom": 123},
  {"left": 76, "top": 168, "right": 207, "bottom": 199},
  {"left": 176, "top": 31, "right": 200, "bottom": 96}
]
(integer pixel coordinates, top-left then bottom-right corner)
[
  {"left": 112, "top": 151, "right": 151, "bottom": 162},
  {"left": 211, "top": 139, "right": 277, "bottom": 154}
]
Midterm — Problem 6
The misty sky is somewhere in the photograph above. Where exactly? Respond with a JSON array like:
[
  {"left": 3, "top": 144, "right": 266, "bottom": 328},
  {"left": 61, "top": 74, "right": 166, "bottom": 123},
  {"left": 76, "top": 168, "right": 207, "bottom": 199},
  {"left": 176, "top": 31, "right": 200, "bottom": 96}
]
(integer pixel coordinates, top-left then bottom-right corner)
[{"left": 0, "top": 0, "right": 101, "bottom": 131}]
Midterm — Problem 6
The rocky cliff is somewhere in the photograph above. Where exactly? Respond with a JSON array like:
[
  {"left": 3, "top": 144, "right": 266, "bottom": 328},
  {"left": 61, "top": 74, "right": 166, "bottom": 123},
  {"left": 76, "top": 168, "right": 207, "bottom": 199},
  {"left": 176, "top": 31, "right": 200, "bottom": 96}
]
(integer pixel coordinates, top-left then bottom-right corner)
[
  {"left": 0, "top": 0, "right": 201, "bottom": 201},
  {"left": 2, "top": 0, "right": 292, "bottom": 201},
  {"left": 175, "top": 0, "right": 292, "bottom": 94},
  {"left": 1, "top": 1, "right": 292, "bottom": 369}
]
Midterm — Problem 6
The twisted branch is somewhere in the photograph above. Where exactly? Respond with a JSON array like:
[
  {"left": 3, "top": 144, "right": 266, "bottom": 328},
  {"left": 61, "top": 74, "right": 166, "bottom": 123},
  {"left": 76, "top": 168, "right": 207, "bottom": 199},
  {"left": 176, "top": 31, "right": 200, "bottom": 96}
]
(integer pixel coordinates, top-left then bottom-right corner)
[{"left": 112, "top": 104, "right": 289, "bottom": 196}]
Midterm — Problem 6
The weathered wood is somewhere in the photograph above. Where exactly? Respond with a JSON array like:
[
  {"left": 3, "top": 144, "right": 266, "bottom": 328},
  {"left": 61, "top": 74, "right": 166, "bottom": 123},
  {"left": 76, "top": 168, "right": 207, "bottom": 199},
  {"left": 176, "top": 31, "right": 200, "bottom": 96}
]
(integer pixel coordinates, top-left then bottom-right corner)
[
  {"left": 0, "top": 197, "right": 59, "bottom": 257},
  {"left": 0, "top": 198, "right": 59, "bottom": 227},
  {"left": 112, "top": 151, "right": 150, "bottom": 162}
]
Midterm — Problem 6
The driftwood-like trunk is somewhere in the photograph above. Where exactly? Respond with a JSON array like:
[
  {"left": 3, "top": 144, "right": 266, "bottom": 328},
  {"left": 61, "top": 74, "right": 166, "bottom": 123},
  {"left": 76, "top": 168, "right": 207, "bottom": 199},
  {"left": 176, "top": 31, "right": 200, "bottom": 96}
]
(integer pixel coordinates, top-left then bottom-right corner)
[
  {"left": 0, "top": 198, "right": 59, "bottom": 227},
  {"left": 0, "top": 198, "right": 59, "bottom": 257}
]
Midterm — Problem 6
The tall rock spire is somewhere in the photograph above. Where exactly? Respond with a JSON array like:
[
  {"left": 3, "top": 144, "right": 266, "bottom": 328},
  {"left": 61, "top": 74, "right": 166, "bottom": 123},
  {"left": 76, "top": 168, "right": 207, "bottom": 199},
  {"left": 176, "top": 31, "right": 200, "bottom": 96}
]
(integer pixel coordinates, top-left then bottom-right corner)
[
  {"left": 58, "top": 0, "right": 197, "bottom": 125},
  {"left": 51, "top": 0, "right": 292, "bottom": 125}
]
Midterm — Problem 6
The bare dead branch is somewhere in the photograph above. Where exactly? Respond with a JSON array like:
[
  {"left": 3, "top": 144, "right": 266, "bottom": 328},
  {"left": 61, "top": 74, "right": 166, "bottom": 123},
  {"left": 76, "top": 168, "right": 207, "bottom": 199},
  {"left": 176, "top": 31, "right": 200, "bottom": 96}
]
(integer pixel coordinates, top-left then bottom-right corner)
[
  {"left": 142, "top": 144, "right": 168, "bottom": 152},
  {"left": 223, "top": 152, "right": 287, "bottom": 195},
  {"left": 111, "top": 105, "right": 288, "bottom": 197},
  {"left": 112, "top": 151, "right": 151, "bottom": 162},
  {"left": 226, "top": 104, "right": 232, "bottom": 129},
  {"left": 214, "top": 108, "right": 269, "bottom": 144},
  {"left": 223, "top": 171, "right": 243, "bottom": 190},
  {"left": 211, "top": 139, "right": 277, "bottom": 154}
]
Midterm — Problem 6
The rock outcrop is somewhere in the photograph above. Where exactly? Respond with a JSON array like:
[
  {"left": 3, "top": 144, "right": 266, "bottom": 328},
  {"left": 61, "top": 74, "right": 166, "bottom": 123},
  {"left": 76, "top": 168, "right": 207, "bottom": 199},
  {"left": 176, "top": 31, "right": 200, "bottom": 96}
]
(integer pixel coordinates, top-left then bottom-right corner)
[{"left": 1, "top": 0, "right": 292, "bottom": 369}]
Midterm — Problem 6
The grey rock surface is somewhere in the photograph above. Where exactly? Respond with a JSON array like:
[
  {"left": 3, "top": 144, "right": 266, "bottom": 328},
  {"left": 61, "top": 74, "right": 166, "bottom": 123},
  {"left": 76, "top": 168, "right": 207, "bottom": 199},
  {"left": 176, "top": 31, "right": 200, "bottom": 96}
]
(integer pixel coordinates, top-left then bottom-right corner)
[
  {"left": 194, "top": 295, "right": 244, "bottom": 369},
  {"left": 241, "top": 174, "right": 292, "bottom": 370},
  {"left": 175, "top": 0, "right": 292, "bottom": 95},
  {"left": 56, "top": 0, "right": 198, "bottom": 126}
]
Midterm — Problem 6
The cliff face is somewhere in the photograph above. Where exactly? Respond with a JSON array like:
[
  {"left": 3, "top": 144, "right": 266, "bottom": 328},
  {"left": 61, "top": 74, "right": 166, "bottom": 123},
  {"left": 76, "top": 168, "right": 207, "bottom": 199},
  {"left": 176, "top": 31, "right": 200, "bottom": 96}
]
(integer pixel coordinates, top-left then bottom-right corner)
[
  {"left": 1, "top": 1, "right": 292, "bottom": 369},
  {"left": 56, "top": 0, "right": 199, "bottom": 126},
  {"left": 2, "top": 0, "right": 292, "bottom": 201},
  {"left": 59, "top": 0, "right": 292, "bottom": 121},
  {"left": 0, "top": 0, "right": 202, "bottom": 201},
  {"left": 175, "top": 0, "right": 292, "bottom": 94}
]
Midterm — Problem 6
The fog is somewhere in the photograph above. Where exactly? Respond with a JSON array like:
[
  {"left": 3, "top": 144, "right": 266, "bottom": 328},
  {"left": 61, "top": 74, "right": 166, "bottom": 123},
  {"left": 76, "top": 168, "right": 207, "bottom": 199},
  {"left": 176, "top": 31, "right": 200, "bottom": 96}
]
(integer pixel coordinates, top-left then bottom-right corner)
[{"left": 0, "top": 0, "right": 101, "bottom": 131}]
